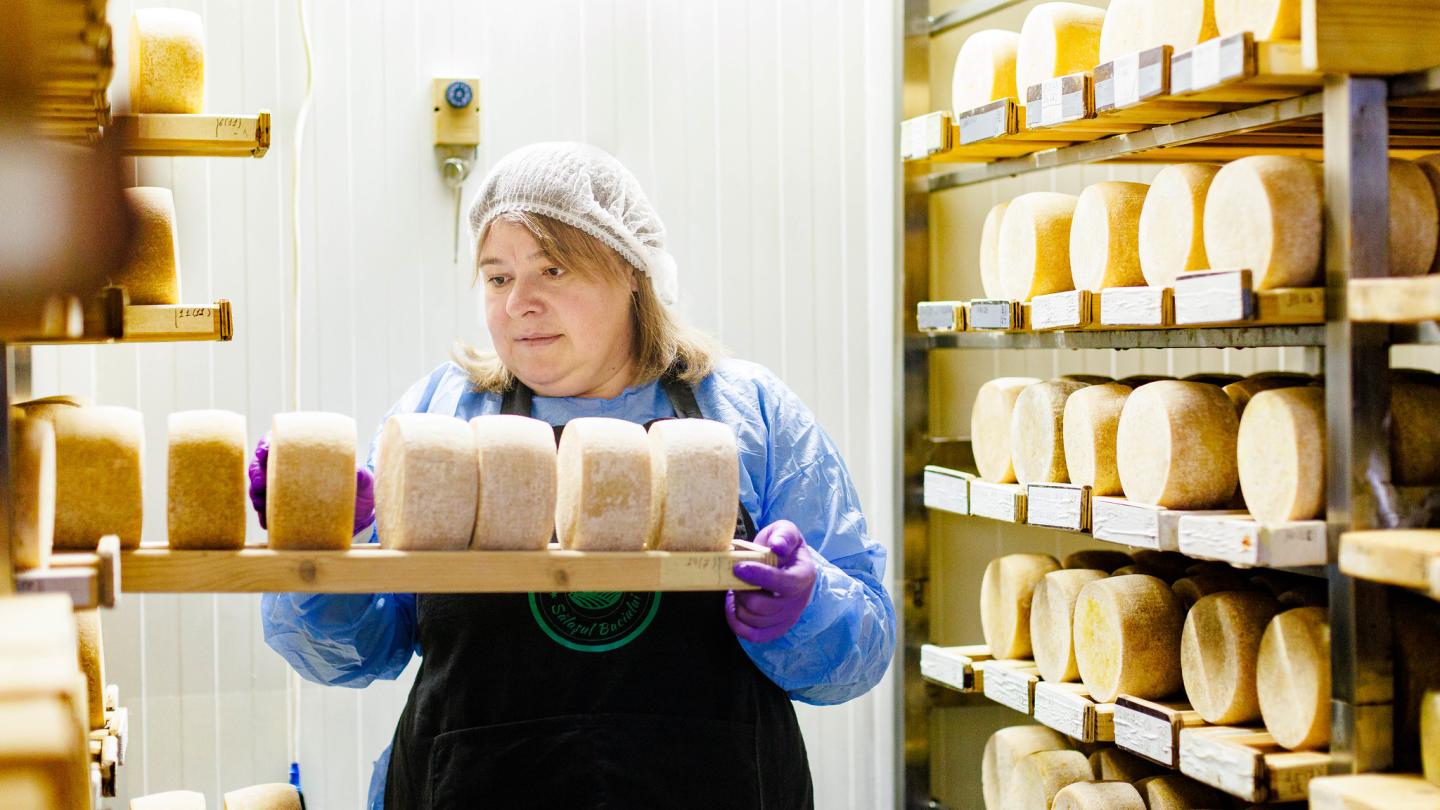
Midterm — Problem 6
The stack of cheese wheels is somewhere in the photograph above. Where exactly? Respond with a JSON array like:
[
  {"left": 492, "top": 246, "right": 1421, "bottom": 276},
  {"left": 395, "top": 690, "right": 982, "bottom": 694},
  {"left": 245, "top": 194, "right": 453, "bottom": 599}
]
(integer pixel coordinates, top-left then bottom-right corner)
[
  {"left": 952, "top": 30, "right": 1021, "bottom": 113},
  {"left": 1011, "top": 749, "right": 1095, "bottom": 810},
  {"left": 9, "top": 409, "right": 55, "bottom": 570},
  {"left": 128, "top": 9, "right": 205, "bottom": 113},
  {"left": 1203, "top": 156, "right": 1323, "bottom": 290},
  {"left": 1389, "top": 159, "right": 1440, "bottom": 276},
  {"left": 1171, "top": 571, "right": 1252, "bottom": 609},
  {"left": 116, "top": 188, "right": 182, "bottom": 305},
  {"left": 1011, "top": 379, "right": 1091, "bottom": 484},
  {"left": 1257, "top": 606, "right": 1331, "bottom": 751},
  {"left": 1417, "top": 153, "right": 1440, "bottom": 273},
  {"left": 1222, "top": 373, "right": 1312, "bottom": 415},
  {"left": 1015, "top": 3, "right": 1106, "bottom": 92},
  {"left": 1090, "top": 747, "right": 1164, "bottom": 782},
  {"left": 1030, "top": 568, "right": 1108, "bottom": 682},
  {"left": 266, "top": 412, "right": 357, "bottom": 550},
  {"left": 1069, "top": 182, "right": 1149, "bottom": 291},
  {"left": 1062, "top": 382, "right": 1133, "bottom": 496},
  {"left": 1139, "top": 164, "right": 1222, "bottom": 287},
  {"left": 130, "top": 792, "right": 207, "bottom": 810},
  {"left": 999, "top": 192, "right": 1080, "bottom": 302},
  {"left": 982, "top": 726, "right": 1071, "bottom": 810},
  {"left": 980, "top": 202, "right": 1010, "bottom": 299},
  {"left": 556, "top": 417, "right": 652, "bottom": 550},
  {"left": 74, "top": 609, "right": 106, "bottom": 731},
  {"left": 1135, "top": 774, "right": 1231, "bottom": 809},
  {"left": 167, "top": 410, "right": 248, "bottom": 550},
  {"left": 1215, "top": 0, "right": 1300, "bottom": 40},
  {"left": 52, "top": 406, "right": 144, "bottom": 550},
  {"left": 1098, "top": 0, "right": 1218, "bottom": 64},
  {"left": 1062, "top": 549, "right": 1131, "bottom": 572},
  {"left": 1052, "top": 780, "right": 1146, "bottom": 810},
  {"left": 647, "top": 419, "right": 739, "bottom": 552},
  {"left": 1181, "top": 591, "right": 1282, "bottom": 724},
  {"left": 971, "top": 377, "right": 1042, "bottom": 482},
  {"left": 1074, "top": 574, "right": 1185, "bottom": 702},
  {"left": 222, "top": 784, "right": 301, "bottom": 810},
  {"left": 470, "top": 415, "right": 557, "bottom": 550},
  {"left": 1237, "top": 387, "right": 1325, "bottom": 523},
  {"left": 1393, "top": 371, "right": 1440, "bottom": 486},
  {"left": 1423, "top": 689, "right": 1440, "bottom": 784},
  {"left": 981, "top": 553, "right": 1060, "bottom": 659},
  {"left": 1116, "top": 381, "right": 1239, "bottom": 509},
  {"left": 375, "top": 413, "right": 478, "bottom": 550}
]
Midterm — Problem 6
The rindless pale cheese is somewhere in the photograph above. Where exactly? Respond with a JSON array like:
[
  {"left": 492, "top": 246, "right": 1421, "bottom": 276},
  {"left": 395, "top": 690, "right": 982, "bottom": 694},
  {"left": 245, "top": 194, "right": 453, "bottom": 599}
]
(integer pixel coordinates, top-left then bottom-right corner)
[
  {"left": 999, "top": 192, "right": 1081, "bottom": 302},
  {"left": 647, "top": 419, "right": 739, "bottom": 551},
  {"left": 1215, "top": 0, "right": 1302, "bottom": 41},
  {"left": 1052, "top": 780, "right": 1146, "bottom": 810},
  {"left": 128, "top": 9, "right": 205, "bottom": 114},
  {"left": 556, "top": 417, "right": 653, "bottom": 551},
  {"left": 375, "top": 413, "right": 478, "bottom": 551},
  {"left": 980, "top": 202, "right": 1010, "bottom": 300},
  {"left": 1030, "top": 568, "right": 1109, "bottom": 683},
  {"left": 1062, "top": 383, "right": 1133, "bottom": 496},
  {"left": 1073, "top": 574, "right": 1186, "bottom": 702},
  {"left": 1099, "top": 0, "right": 1218, "bottom": 64},
  {"left": 1116, "top": 381, "right": 1239, "bottom": 509},
  {"left": 1389, "top": 159, "right": 1440, "bottom": 277},
  {"left": 982, "top": 726, "right": 1072, "bottom": 810},
  {"left": 1237, "top": 387, "right": 1326, "bottom": 524},
  {"left": 266, "top": 412, "right": 357, "bottom": 551},
  {"left": 1203, "top": 156, "right": 1324, "bottom": 290},
  {"left": 1010, "top": 749, "right": 1096, "bottom": 810},
  {"left": 981, "top": 553, "right": 1062, "bottom": 660},
  {"left": 114, "top": 188, "right": 182, "bottom": 305},
  {"left": 52, "top": 406, "right": 144, "bottom": 550},
  {"left": 1257, "top": 606, "right": 1331, "bottom": 751},
  {"left": 953, "top": 30, "right": 1022, "bottom": 113},
  {"left": 11, "top": 412, "right": 55, "bottom": 570},
  {"left": 222, "top": 784, "right": 301, "bottom": 810},
  {"left": 1139, "top": 164, "right": 1222, "bottom": 287},
  {"left": 167, "top": 410, "right": 248, "bottom": 550},
  {"left": 1011, "top": 379, "right": 1091, "bottom": 484},
  {"left": 1070, "top": 182, "right": 1149, "bottom": 291},
  {"left": 1180, "top": 591, "right": 1282, "bottom": 724},
  {"left": 470, "top": 415, "right": 557, "bottom": 550},
  {"left": 972, "top": 377, "right": 1043, "bottom": 483},
  {"left": 1016, "top": 3, "right": 1106, "bottom": 92}
]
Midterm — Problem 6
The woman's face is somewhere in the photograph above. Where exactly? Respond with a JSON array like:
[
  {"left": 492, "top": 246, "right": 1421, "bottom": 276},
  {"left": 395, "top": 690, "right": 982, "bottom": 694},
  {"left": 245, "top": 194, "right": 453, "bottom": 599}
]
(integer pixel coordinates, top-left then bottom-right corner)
[{"left": 479, "top": 219, "right": 638, "bottom": 398}]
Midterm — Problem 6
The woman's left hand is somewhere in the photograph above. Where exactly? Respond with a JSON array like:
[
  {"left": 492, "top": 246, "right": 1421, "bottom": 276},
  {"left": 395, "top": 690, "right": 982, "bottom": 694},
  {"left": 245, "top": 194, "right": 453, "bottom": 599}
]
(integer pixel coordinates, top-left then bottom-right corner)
[{"left": 726, "top": 520, "right": 818, "bottom": 644}]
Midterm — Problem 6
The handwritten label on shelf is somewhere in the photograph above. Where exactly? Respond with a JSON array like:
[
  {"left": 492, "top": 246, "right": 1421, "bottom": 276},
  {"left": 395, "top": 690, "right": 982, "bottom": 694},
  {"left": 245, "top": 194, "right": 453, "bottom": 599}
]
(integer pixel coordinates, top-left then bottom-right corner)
[
  {"left": 923, "top": 469, "right": 970, "bottom": 516},
  {"left": 969, "top": 299, "right": 1018, "bottom": 330},
  {"left": 171, "top": 308, "right": 216, "bottom": 332}
]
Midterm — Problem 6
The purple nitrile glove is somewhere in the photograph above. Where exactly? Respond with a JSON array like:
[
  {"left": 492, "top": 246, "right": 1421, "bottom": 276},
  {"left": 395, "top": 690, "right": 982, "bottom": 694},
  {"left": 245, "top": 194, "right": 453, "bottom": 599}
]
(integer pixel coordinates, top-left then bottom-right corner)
[
  {"left": 248, "top": 434, "right": 377, "bottom": 535},
  {"left": 725, "top": 520, "right": 818, "bottom": 644}
]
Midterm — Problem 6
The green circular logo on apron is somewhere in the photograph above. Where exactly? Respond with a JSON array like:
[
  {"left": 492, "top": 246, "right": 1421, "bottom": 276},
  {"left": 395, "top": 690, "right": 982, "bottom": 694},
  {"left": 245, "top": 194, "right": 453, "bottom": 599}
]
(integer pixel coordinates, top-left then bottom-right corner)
[{"left": 529, "top": 591, "right": 661, "bottom": 653}]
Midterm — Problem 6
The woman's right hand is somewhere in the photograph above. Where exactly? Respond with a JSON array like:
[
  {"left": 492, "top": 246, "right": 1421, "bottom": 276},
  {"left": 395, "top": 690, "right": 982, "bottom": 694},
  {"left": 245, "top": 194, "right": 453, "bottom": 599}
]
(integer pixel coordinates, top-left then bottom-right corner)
[{"left": 248, "top": 435, "right": 377, "bottom": 534}]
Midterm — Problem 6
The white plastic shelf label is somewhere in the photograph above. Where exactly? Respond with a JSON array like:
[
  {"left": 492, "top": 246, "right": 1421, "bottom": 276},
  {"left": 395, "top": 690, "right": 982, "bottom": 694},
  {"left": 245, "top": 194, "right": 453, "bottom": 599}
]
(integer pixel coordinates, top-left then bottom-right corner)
[
  {"left": 1173, "top": 33, "right": 1252, "bottom": 94},
  {"left": 1027, "top": 74, "right": 1088, "bottom": 129},
  {"left": 1095, "top": 47, "right": 1169, "bottom": 111},
  {"left": 957, "top": 99, "right": 1012, "bottom": 145},
  {"left": 969, "top": 299, "right": 1021, "bottom": 330}
]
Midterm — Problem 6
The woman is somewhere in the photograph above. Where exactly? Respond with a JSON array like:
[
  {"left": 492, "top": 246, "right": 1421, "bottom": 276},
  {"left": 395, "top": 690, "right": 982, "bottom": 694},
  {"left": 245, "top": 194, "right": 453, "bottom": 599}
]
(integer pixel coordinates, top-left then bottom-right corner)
[{"left": 255, "top": 143, "right": 895, "bottom": 809}]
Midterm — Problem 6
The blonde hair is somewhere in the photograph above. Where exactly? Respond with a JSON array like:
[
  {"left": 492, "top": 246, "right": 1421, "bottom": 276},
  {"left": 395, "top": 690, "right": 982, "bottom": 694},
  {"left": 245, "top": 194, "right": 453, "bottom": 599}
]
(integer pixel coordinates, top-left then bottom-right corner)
[{"left": 454, "top": 211, "right": 723, "bottom": 394}]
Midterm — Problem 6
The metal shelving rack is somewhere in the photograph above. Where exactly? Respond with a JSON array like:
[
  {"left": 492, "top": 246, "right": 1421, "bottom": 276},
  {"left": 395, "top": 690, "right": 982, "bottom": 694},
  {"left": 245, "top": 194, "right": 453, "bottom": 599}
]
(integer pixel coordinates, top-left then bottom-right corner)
[{"left": 897, "top": 2, "right": 1440, "bottom": 806}]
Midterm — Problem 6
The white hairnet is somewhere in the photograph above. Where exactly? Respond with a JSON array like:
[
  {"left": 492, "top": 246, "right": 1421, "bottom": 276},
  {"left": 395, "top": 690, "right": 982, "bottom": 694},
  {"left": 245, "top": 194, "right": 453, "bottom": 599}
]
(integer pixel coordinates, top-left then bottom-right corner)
[{"left": 467, "top": 142, "right": 679, "bottom": 306}]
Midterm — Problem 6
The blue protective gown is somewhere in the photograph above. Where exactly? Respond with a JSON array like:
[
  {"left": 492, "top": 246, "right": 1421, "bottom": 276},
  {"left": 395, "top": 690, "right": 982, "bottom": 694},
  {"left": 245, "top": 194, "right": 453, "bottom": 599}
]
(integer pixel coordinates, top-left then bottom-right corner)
[{"left": 260, "top": 358, "right": 896, "bottom": 809}]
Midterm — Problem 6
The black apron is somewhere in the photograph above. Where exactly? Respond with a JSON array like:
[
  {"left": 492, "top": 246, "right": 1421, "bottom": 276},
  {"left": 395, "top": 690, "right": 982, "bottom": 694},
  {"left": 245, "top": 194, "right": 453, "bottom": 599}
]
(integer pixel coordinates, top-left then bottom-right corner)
[{"left": 383, "top": 371, "right": 813, "bottom": 810}]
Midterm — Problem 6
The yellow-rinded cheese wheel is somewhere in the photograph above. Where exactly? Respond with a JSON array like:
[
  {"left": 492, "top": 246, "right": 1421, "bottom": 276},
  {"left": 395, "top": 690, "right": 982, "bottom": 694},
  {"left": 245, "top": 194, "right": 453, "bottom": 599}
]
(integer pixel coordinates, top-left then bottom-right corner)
[
  {"left": 1061, "top": 374, "right": 1113, "bottom": 385},
  {"left": 1237, "top": 387, "right": 1325, "bottom": 523},
  {"left": 972, "top": 377, "right": 1043, "bottom": 483},
  {"left": 131, "top": 792, "right": 207, "bottom": 810},
  {"left": 167, "top": 410, "right": 247, "bottom": 550},
  {"left": 1012, "top": 749, "right": 1096, "bottom": 810},
  {"left": 1222, "top": 374, "right": 1311, "bottom": 416},
  {"left": 1135, "top": 774, "right": 1232, "bottom": 809},
  {"left": 223, "top": 784, "right": 300, "bottom": 810},
  {"left": 1012, "top": 379, "right": 1091, "bottom": 485},
  {"left": 1181, "top": 591, "right": 1282, "bottom": 724},
  {"left": 1062, "top": 549, "right": 1131, "bottom": 572},
  {"left": 983, "top": 726, "right": 1073, "bottom": 810},
  {"left": 1062, "top": 383, "right": 1133, "bottom": 496},
  {"left": 470, "top": 415, "right": 557, "bottom": 550},
  {"left": 1140, "top": 162, "right": 1221, "bottom": 285},
  {"left": 1070, "top": 182, "right": 1149, "bottom": 292},
  {"left": 648, "top": 419, "right": 739, "bottom": 551},
  {"left": 1393, "top": 373, "right": 1440, "bottom": 486},
  {"left": 1171, "top": 572, "right": 1253, "bottom": 609},
  {"left": 1116, "top": 374, "right": 1173, "bottom": 388},
  {"left": 953, "top": 30, "right": 1021, "bottom": 113},
  {"left": 115, "top": 187, "right": 182, "bottom": 305},
  {"left": 980, "top": 202, "right": 1010, "bottom": 300},
  {"left": 1257, "top": 606, "right": 1331, "bottom": 751},
  {"left": 999, "top": 192, "right": 1080, "bottom": 302},
  {"left": 1416, "top": 154, "right": 1440, "bottom": 274},
  {"left": 12, "top": 413, "right": 55, "bottom": 570},
  {"left": 1053, "top": 780, "right": 1146, "bottom": 810},
  {"left": 1016, "top": 3, "right": 1106, "bottom": 92},
  {"left": 1424, "top": 689, "right": 1440, "bottom": 785},
  {"left": 1203, "top": 156, "right": 1323, "bottom": 290},
  {"left": 1183, "top": 372, "right": 1243, "bottom": 387},
  {"left": 1214, "top": 0, "right": 1301, "bottom": 40},
  {"left": 1308, "top": 774, "right": 1440, "bottom": 809},
  {"left": 375, "top": 413, "right": 477, "bottom": 551},
  {"left": 53, "top": 406, "right": 144, "bottom": 550},
  {"left": 1099, "top": 0, "right": 1218, "bottom": 66},
  {"left": 74, "top": 609, "right": 104, "bottom": 731},
  {"left": 1031, "top": 568, "right": 1109, "bottom": 683},
  {"left": 556, "top": 417, "right": 652, "bottom": 551},
  {"left": 1074, "top": 574, "right": 1185, "bottom": 702},
  {"left": 982, "top": 553, "right": 1062, "bottom": 660},
  {"left": 128, "top": 9, "right": 205, "bottom": 114},
  {"left": 1390, "top": 159, "right": 1440, "bottom": 277},
  {"left": 1116, "top": 381, "right": 1239, "bottom": 509},
  {"left": 0, "top": 698, "right": 88, "bottom": 810},
  {"left": 266, "top": 412, "right": 356, "bottom": 550},
  {"left": 1089, "top": 747, "right": 1165, "bottom": 782}
]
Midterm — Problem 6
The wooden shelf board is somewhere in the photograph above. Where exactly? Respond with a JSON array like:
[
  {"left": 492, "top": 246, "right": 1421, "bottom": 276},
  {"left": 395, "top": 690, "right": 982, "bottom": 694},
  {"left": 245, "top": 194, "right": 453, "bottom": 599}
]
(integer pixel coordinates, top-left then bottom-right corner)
[
  {"left": 110, "top": 112, "right": 271, "bottom": 158},
  {"left": 15, "top": 298, "right": 234, "bottom": 345}
]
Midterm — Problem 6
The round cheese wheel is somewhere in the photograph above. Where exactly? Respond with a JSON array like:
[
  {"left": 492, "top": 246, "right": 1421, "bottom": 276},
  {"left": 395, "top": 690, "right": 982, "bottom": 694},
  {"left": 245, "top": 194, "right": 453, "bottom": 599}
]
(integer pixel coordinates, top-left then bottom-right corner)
[
  {"left": 1131, "top": 549, "right": 1194, "bottom": 577},
  {"left": 266, "top": 412, "right": 357, "bottom": 551},
  {"left": 11, "top": 413, "right": 55, "bottom": 570},
  {"left": 470, "top": 415, "right": 557, "bottom": 550},
  {"left": 1393, "top": 373, "right": 1440, "bottom": 486},
  {"left": 1100, "top": 0, "right": 1218, "bottom": 67},
  {"left": 1181, "top": 591, "right": 1283, "bottom": 725},
  {"left": 1012, "top": 379, "right": 1091, "bottom": 484},
  {"left": 647, "top": 419, "right": 739, "bottom": 552},
  {"left": 115, "top": 188, "right": 182, "bottom": 305},
  {"left": 1238, "top": 387, "right": 1326, "bottom": 524},
  {"left": 1389, "top": 159, "right": 1440, "bottom": 277},
  {"left": 999, "top": 192, "right": 1080, "bottom": 302},
  {"left": 1415, "top": 154, "right": 1440, "bottom": 274},
  {"left": 1011, "top": 749, "right": 1096, "bottom": 810},
  {"left": 1172, "top": 572, "right": 1253, "bottom": 609},
  {"left": 128, "top": 8, "right": 205, "bottom": 114},
  {"left": 1016, "top": 3, "right": 1106, "bottom": 92},
  {"left": 167, "top": 410, "right": 248, "bottom": 550},
  {"left": 983, "top": 726, "right": 1072, "bottom": 810},
  {"left": 1070, "top": 182, "right": 1150, "bottom": 291},
  {"left": 1089, "top": 747, "right": 1165, "bottom": 782},
  {"left": 1135, "top": 774, "right": 1231, "bottom": 809},
  {"left": 1257, "top": 606, "right": 1331, "bottom": 751},
  {"left": 75, "top": 608, "right": 105, "bottom": 730},
  {"left": 1278, "top": 580, "right": 1329, "bottom": 609},
  {"left": 223, "top": 784, "right": 301, "bottom": 810},
  {"left": 953, "top": 29, "right": 1022, "bottom": 113},
  {"left": 1053, "top": 780, "right": 1146, "bottom": 810},
  {"left": 1139, "top": 164, "right": 1222, "bottom": 288},
  {"left": 1182, "top": 372, "right": 1243, "bottom": 387},
  {"left": 53, "top": 406, "right": 145, "bottom": 550},
  {"left": 1116, "top": 381, "right": 1239, "bottom": 509},
  {"left": 1060, "top": 374, "right": 1113, "bottom": 385},
  {"left": 375, "top": 413, "right": 478, "bottom": 551},
  {"left": 1062, "top": 383, "right": 1133, "bottom": 496},
  {"left": 1215, "top": 0, "right": 1302, "bottom": 40},
  {"left": 981, "top": 553, "right": 1062, "bottom": 660},
  {"left": 1074, "top": 574, "right": 1185, "bottom": 702},
  {"left": 1115, "top": 374, "right": 1173, "bottom": 388},
  {"left": 1031, "top": 568, "right": 1109, "bottom": 683},
  {"left": 980, "top": 202, "right": 1010, "bottom": 300},
  {"left": 1203, "top": 156, "right": 1323, "bottom": 290},
  {"left": 131, "top": 792, "right": 207, "bottom": 810},
  {"left": 1062, "top": 549, "right": 1131, "bottom": 572},
  {"left": 972, "top": 377, "right": 1043, "bottom": 483},
  {"left": 1223, "top": 374, "right": 1312, "bottom": 416},
  {"left": 556, "top": 417, "right": 652, "bottom": 551}
]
